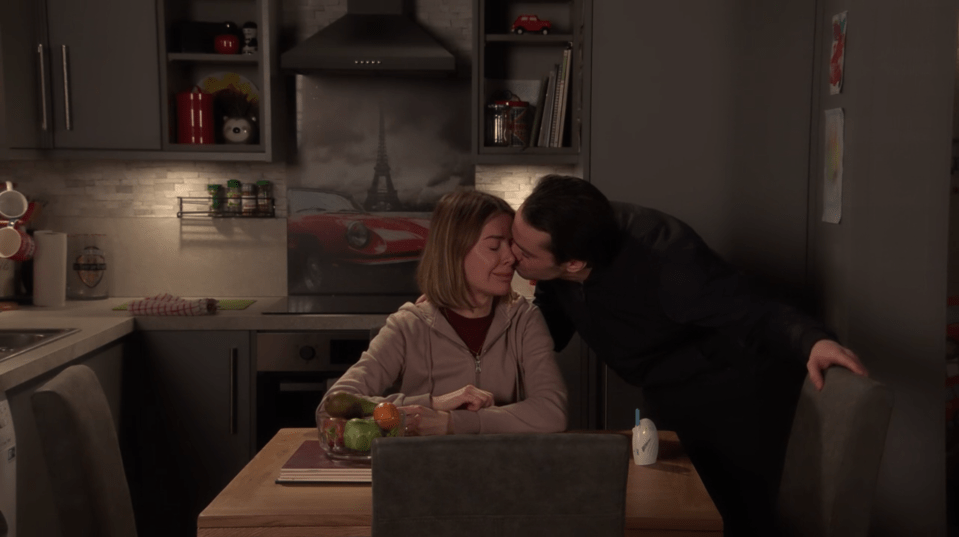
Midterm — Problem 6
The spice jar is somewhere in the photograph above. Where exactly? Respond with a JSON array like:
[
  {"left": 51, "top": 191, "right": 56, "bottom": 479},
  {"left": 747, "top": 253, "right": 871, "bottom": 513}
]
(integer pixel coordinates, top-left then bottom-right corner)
[
  {"left": 241, "top": 182, "right": 257, "bottom": 216},
  {"left": 226, "top": 179, "right": 242, "bottom": 214},
  {"left": 207, "top": 184, "right": 222, "bottom": 216},
  {"left": 256, "top": 180, "right": 272, "bottom": 216}
]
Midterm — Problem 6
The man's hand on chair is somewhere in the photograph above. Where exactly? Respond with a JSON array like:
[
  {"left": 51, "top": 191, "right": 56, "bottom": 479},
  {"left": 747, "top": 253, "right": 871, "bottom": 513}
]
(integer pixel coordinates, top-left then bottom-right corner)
[{"left": 806, "top": 339, "right": 869, "bottom": 390}]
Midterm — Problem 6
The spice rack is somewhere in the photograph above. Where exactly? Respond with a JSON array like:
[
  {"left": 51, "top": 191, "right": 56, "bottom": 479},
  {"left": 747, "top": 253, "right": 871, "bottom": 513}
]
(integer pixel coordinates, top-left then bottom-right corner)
[{"left": 176, "top": 196, "right": 276, "bottom": 218}]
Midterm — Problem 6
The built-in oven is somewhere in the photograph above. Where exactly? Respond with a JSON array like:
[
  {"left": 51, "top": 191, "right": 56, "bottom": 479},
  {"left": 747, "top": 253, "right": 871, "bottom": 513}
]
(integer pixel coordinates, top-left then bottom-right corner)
[{"left": 255, "top": 330, "right": 373, "bottom": 451}]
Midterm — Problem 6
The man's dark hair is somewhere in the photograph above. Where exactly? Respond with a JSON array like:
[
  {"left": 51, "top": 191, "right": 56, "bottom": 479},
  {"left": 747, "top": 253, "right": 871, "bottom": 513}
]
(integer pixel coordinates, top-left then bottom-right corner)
[{"left": 521, "top": 175, "right": 620, "bottom": 267}]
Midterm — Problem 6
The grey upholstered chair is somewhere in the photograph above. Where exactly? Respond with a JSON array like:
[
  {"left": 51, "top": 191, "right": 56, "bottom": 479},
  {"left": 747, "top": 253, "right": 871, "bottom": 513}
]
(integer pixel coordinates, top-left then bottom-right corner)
[
  {"left": 776, "top": 366, "right": 894, "bottom": 537},
  {"left": 31, "top": 364, "right": 138, "bottom": 537},
  {"left": 371, "top": 433, "right": 630, "bottom": 537}
]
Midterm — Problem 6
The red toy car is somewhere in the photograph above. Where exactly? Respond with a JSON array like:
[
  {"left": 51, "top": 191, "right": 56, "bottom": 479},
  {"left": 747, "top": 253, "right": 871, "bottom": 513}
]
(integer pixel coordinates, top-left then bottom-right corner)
[
  {"left": 287, "top": 189, "right": 431, "bottom": 292},
  {"left": 511, "top": 14, "right": 551, "bottom": 35}
]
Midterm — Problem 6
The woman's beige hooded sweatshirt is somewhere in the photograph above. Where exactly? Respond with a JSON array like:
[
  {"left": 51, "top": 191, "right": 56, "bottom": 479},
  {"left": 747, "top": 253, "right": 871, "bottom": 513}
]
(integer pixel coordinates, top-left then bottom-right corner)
[{"left": 316, "top": 296, "right": 568, "bottom": 434}]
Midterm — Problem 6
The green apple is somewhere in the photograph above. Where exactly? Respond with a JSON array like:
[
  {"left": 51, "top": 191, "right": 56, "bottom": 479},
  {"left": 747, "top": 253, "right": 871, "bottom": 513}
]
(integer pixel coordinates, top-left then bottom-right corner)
[{"left": 344, "top": 418, "right": 381, "bottom": 452}]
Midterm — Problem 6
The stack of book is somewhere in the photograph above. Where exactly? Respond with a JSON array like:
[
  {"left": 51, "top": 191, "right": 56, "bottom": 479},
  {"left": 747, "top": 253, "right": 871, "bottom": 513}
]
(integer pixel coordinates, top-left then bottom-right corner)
[
  {"left": 530, "top": 45, "right": 572, "bottom": 148},
  {"left": 275, "top": 440, "right": 372, "bottom": 484}
]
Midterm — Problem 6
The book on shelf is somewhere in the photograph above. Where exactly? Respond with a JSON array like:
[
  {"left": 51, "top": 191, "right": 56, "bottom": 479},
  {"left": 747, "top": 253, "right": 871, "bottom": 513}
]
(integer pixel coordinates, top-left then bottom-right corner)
[
  {"left": 550, "top": 46, "right": 572, "bottom": 148},
  {"left": 275, "top": 440, "right": 371, "bottom": 484},
  {"left": 529, "top": 71, "right": 551, "bottom": 148},
  {"left": 537, "top": 64, "right": 559, "bottom": 148}
]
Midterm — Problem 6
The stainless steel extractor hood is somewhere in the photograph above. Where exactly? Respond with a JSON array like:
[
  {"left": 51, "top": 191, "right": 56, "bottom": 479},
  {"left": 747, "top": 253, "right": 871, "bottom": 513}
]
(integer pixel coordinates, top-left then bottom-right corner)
[{"left": 281, "top": 0, "right": 456, "bottom": 73}]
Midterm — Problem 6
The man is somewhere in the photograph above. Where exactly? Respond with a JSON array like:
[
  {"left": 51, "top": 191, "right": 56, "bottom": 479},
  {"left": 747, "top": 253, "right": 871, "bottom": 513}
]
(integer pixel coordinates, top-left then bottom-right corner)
[{"left": 510, "top": 175, "right": 867, "bottom": 536}]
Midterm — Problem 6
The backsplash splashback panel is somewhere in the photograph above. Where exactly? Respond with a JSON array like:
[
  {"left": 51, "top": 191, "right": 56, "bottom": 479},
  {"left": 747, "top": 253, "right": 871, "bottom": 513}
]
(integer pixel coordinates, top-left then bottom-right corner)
[{"left": 286, "top": 76, "right": 472, "bottom": 295}]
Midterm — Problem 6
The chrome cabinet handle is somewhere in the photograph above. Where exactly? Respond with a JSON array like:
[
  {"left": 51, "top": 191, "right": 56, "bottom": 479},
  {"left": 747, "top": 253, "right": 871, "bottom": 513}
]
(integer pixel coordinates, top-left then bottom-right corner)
[
  {"left": 60, "top": 45, "right": 71, "bottom": 131},
  {"left": 37, "top": 44, "right": 47, "bottom": 131},
  {"left": 229, "top": 347, "right": 238, "bottom": 435}
]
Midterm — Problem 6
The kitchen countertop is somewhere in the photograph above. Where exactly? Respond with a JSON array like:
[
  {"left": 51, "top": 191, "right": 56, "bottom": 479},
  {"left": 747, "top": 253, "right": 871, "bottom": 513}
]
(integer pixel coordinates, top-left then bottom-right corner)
[{"left": 0, "top": 296, "right": 393, "bottom": 391}]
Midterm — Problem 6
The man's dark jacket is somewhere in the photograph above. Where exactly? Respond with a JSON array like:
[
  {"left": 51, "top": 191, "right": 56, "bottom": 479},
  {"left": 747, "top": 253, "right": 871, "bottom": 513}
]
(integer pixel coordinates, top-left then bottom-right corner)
[{"left": 533, "top": 202, "right": 835, "bottom": 389}]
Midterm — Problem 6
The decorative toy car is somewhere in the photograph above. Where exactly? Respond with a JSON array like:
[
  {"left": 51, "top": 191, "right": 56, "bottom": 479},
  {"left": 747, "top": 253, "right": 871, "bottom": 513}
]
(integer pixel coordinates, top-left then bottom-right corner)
[{"left": 511, "top": 14, "right": 551, "bottom": 35}]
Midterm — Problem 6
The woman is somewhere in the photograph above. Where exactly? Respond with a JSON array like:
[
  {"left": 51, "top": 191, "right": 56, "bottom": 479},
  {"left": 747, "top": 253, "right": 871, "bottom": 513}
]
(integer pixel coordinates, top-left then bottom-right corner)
[{"left": 316, "top": 190, "right": 568, "bottom": 435}]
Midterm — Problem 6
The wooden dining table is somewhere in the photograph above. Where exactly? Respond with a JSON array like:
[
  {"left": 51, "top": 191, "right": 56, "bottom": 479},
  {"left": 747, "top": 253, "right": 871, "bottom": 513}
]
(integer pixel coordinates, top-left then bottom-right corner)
[{"left": 198, "top": 428, "right": 723, "bottom": 536}]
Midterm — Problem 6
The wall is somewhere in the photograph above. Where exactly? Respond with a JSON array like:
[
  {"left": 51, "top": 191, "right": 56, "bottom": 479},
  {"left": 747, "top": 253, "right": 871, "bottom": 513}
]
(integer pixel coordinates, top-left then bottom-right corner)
[
  {"left": 807, "top": 0, "right": 956, "bottom": 535},
  {"left": 588, "top": 0, "right": 817, "bottom": 298},
  {"left": 588, "top": 0, "right": 820, "bottom": 431},
  {"left": 0, "top": 0, "right": 580, "bottom": 298}
]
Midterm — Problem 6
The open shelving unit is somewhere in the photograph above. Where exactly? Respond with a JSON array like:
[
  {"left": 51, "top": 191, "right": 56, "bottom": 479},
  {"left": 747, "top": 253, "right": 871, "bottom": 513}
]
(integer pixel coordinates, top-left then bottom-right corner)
[
  {"left": 472, "top": 0, "right": 591, "bottom": 166},
  {"left": 155, "top": 0, "right": 280, "bottom": 162}
]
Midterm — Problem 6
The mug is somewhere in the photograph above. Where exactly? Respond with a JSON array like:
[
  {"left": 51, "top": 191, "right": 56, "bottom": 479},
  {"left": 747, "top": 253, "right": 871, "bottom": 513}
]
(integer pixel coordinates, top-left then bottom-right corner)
[
  {"left": 0, "top": 181, "right": 28, "bottom": 220},
  {"left": 0, "top": 226, "right": 35, "bottom": 261},
  {"left": 0, "top": 257, "right": 15, "bottom": 298},
  {"left": 214, "top": 34, "right": 239, "bottom": 54}
]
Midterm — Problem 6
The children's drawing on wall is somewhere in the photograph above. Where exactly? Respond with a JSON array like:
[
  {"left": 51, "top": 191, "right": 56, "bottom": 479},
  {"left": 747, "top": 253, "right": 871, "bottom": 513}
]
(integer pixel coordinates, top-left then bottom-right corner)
[
  {"left": 829, "top": 11, "right": 847, "bottom": 95},
  {"left": 287, "top": 77, "right": 473, "bottom": 295},
  {"left": 823, "top": 108, "right": 844, "bottom": 224}
]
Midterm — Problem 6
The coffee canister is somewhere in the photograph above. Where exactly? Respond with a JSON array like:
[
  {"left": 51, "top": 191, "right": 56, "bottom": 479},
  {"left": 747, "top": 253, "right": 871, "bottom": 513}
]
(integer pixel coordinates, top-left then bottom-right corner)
[
  {"left": 66, "top": 234, "right": 108, "bottom": 300},
  {"left": 176, "top": 87, "right": 214, "bottom": 144},
  {"left": 504, "top": 100, "right": 530, "bottom": 148}
]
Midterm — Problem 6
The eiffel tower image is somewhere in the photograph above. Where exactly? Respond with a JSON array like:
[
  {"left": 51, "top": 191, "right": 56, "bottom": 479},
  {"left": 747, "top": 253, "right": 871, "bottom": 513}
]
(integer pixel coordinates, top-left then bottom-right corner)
[{"left": 364, "top": 105, "right": 403, "bottom": 212}]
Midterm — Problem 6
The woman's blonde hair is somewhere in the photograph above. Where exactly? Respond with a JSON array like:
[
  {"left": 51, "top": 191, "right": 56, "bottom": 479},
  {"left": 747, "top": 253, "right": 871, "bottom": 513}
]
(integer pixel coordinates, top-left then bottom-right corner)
[{"left": 417, "top": 189, "right": 516, "bottom": 310}]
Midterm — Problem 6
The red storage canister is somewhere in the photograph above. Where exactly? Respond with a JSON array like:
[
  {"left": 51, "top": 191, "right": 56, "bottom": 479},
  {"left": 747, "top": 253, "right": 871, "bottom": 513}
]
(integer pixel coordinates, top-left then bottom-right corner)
[{"left": 177, "top": 87, "right": 214, "bottom": 144}]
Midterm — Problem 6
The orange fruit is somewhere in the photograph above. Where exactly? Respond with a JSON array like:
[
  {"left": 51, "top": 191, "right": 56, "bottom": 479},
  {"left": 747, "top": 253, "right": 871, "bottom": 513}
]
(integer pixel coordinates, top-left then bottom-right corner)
[{"left": 373, "top": 402, "right": 401, "bottom": 430}]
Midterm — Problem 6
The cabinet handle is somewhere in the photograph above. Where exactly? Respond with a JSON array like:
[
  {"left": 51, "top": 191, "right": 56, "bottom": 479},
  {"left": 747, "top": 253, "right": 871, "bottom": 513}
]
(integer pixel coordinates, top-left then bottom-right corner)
[
  {"left": 60, "top": 45, "right": 71, "bottom": 131},
  {"left": 37, "top": 44, "right": 47, "bottom": 131},
  {"left": 229, "top": 347, "right": 238, "bottom": 435}
]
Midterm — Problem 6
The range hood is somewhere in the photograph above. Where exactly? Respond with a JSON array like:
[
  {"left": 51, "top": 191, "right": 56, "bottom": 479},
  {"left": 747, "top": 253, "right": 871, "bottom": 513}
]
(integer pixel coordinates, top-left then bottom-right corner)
[{"left": 281, "top": 0, "right": 456, "bottom": 73}]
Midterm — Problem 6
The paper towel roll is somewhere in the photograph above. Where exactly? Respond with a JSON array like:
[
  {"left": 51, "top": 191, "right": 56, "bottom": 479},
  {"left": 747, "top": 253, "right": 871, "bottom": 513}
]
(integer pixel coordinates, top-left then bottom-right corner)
[{"left": 33, "top": 230, "right": 67, "bottom": 307}]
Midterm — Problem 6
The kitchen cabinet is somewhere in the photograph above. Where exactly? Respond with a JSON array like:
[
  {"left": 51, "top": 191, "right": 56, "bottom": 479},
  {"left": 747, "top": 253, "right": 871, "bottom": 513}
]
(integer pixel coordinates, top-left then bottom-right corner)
[
  {"left": 0, "top": 0, "right": 281, "bottom": 161},
  {"left": 156, "top": 0, "right": 280, "bottom": 161},
  {"left": 472, "top": 0, "right": 591, "bottom": 166},
  {"left": 0, "top": 0, "right": 162, "bottom": 153},
  {"left": 127, "top": 331, "right": 253, "bottom": 537}
]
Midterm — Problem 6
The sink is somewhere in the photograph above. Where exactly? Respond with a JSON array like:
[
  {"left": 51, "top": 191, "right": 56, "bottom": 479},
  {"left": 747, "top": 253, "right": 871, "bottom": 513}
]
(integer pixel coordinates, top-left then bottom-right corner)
[{"left": 0, "top": 328, "right": 80, "bottom": 363}]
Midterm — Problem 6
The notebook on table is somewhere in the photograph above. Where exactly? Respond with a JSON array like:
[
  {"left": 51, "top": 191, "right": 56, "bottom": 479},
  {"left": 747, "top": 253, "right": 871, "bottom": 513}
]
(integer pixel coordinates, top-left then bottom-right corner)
[{"left": 276, "top": 440, "right": 371, "bottom": 484}]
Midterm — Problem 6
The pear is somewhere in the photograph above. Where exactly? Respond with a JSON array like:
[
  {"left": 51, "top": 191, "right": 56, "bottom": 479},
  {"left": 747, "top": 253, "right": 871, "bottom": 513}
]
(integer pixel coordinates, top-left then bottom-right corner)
[{"left": 324, "top": 392, "right": 377, "bottom": 419}]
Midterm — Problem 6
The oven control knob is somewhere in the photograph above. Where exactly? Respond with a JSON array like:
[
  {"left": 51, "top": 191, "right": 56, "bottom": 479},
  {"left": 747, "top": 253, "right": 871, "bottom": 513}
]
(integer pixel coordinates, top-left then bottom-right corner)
[{"left": 298, "top": 346, "right": 317, "bottom": 361}]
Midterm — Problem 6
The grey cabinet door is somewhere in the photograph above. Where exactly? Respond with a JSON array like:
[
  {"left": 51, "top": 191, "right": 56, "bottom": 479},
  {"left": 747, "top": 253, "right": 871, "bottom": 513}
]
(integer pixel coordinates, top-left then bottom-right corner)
[
  {"left": 0, "top": 0, "right": 48, "bottom": 149},
  {"left": 44, "top": 0, "right": 161, "bottom": 149},
  {"left": 132, "top": 331, "right": 252, "bottom": 537}
]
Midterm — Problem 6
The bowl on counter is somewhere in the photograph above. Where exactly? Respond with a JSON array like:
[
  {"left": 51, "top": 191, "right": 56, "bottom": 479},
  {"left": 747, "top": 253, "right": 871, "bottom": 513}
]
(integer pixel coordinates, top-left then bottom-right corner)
[{"left": 317, "top": 401, "right": 407, "bottom": 461}]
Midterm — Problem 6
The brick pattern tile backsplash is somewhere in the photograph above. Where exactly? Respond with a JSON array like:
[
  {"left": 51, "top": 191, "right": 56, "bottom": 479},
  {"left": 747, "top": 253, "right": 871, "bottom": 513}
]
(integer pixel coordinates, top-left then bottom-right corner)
[{"left": 0, "top": 160, "right": 288, "bottom": 219}]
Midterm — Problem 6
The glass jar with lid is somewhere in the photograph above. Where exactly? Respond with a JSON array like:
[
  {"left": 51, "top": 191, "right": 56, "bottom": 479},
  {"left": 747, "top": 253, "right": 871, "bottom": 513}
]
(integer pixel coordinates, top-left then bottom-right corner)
[
  {"left": 241, "top": 182, "right": 257, "bottom": 216},
  {"left": 226, "top": 179, "right": 242, "bottom": 214},
  {"left": 207, "top": 184, "right": 222, "bottom": 216},
  {"left": 256, "top": 180, "right": 272, "bottom": 216}
]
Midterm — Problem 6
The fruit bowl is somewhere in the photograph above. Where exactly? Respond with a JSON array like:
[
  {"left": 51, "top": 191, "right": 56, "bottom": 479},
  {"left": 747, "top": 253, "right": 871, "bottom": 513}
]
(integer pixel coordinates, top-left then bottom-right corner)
[{"left": 316, "top": 395, "right": 406, "bottom": 461}]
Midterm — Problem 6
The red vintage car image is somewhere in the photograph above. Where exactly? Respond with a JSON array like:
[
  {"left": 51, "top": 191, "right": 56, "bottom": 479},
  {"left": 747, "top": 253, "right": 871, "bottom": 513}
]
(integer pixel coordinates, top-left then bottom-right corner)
[
  {"left": 511, "top": 14, "right": 551, "bottom": 35},
  {"left": 287, "top": 189, "right": 431, "bottom": 293}
]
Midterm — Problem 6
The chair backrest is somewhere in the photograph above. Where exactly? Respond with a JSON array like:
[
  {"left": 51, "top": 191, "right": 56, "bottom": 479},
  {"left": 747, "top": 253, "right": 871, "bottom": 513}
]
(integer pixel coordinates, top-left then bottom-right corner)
[
  {"left": 777, "top": 366, "right": 893, "bottom": 537},
  {"left": 371, "top": 433, "right": 630, "bottom": 537},
  {"left": 30, "top": 364, "right": 137, "bottom": 537}
]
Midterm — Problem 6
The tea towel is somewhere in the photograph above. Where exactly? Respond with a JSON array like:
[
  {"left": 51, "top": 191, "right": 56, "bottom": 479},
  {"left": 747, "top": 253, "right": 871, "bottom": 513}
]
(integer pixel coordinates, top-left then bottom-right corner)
[{"left": 128, "top": 293, "right": 218, "bottom": 316}]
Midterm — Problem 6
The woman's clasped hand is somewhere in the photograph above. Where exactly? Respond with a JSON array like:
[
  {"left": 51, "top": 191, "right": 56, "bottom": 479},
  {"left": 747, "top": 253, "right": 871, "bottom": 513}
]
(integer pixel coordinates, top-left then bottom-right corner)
[
  {"left": 431, "top": 385, "right": 495, "bottom": 411},
  {"left": 398, "top": 385, "right": 495, "bottom": 435}
]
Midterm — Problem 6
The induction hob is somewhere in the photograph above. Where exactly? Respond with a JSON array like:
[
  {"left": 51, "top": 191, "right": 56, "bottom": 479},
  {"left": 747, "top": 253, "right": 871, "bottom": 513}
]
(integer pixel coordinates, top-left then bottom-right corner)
[{"left": 261, "top": 295, "right": 418, "bottom": 314}]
